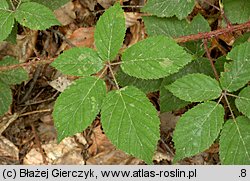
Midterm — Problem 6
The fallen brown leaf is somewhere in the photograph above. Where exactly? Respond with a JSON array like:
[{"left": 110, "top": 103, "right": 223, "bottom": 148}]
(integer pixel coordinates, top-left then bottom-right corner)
[{"left": 68, "top": 27, "right": 95, "bottom": 48}]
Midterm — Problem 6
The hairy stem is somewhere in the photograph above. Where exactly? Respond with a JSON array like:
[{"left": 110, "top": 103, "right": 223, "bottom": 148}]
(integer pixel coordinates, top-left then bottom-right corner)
[
  {"left": 0, "top": 58, "right": 54, "bottom": 71},
  {"left": 175, "top": 20, "right": 250, "bottom": 43},
  {"left": 1, "top": 21, "right": 249, "bottom": 72}
]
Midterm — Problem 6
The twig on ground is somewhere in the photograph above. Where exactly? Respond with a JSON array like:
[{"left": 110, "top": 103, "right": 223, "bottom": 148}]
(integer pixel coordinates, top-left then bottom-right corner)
[
  {"left": 31, "top": 123, "right": 48, "bottom": 165},
  {"left": 0, "top": 58, "right": 54, "bottom": 71},
  {"left": 18, "top": 109, "right": 52, "bottom": 117},
  {"left": 51, "top": 29, "right": 76, "bottom": 48},
  {"left": 19, "top": 65, "right": 42, "bottom": 104}
]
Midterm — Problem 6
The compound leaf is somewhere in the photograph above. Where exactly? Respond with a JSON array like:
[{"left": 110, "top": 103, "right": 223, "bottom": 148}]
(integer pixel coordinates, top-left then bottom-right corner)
[
  {"left": 94, "top": 3, "right": 126, "bottom": 61},
  {"left": 0, "top": 0, "right": 15, "bottom": 41},
  {"left": 121, "top": 36, "right": 193, "bottom": 79},
  {"left": 101, "top": 86, "right": 160, "bottom": 164},
  {"left": 15, "top": 2, "right": 60, "bottom": 30},
  {"left": 142, "top": 0, "right": 195, "bottom": 19},
  {"left": 0, "top": 56, "right": 28, "bottom": 85},
  {"left": 220, "top": 116, "right": 250, "bottom": 164},
  {"left": 53, "top": 77, "right": 106, "bottom": 142},
  {"left": 0, "top": 81, "right": 12, "bottom": 116},
  {"left": 167, "top": 73, "right": 221, "bottom": 102},
  {"left": 51, "top": 47, "right": 103, "bottom": 76},
  {"left": 223, "top": 0, "right": 250, "bottom": 24},
  {"left": 235, "top": 86, "right": 250, "bottom": 119},
  {"left": 220, "top": 42, "right": 250, "bottom": 92},
  {"left": 173, "top": 102, "right": 224, "bottom": 162}
]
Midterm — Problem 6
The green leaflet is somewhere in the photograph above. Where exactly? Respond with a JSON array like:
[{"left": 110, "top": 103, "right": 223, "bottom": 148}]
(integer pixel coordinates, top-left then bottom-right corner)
[
  {"left": 220, "top": 116, "right": 250, "bottom": 164},
  {"left": 94, "top": 3, "right": 126, "bottom": 61},
  {"left": 143, "top": 14, "right": 210, "bottom": 57},
  {"left": 223, "top": 0, "right": 250, "bottom": 24},
  {"left": 235, "top": 86, "right": 250, "bottom": 119},
  {"left": 53, "top": 77, "right": 106, "bottom": 142},
  {"left": 0, "top": 56, "right": 28, "bottom": 85},
  {"left": 160, "top": 58, "right": 214, "bottom": 112},
  {"left": 167, "top": 73, "right": 222, "bottom": 102},
  {"left": 51, "top": 47, "right": 103, "bottom": 76},
  {"left": 220, "top": 42, "right": 250, "bottom": 92},
  {"left": 15, "top": 2, "right": 60, "bottom": 30},
  {"left": 143, "top": 14, "right": 210, "bottom": 38},
  {"left": 31, "top": 0, "right": 69, "bottom": 10},
  {"left": 0, "top": 81, "right": 12, "bottom": 116},
  {"left": 116, "top": 69, "right": 162, "bottom": 93},
  {"left": 121, "top": 36, "right": 193, "bottom": 79},
  {"left": 173, "top": 102, "right": 224, "bottom": 162},
  {"left": 142, "top": 0, "right": 195, "bottom": 19},
  {"left": 1, "top": 0, "right": 9, "bottom": 8},
  {"left": 0, "top": 0, "right": 15, "bottom": 41},
  {"left": 101, "top": 86, "right": 160, "bottom": 164}
]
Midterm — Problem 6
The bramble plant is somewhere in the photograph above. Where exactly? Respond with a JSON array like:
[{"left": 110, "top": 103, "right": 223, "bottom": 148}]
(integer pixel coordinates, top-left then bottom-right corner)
[{"left": 0, "top": 0, "right": 250, "bottom": 164}]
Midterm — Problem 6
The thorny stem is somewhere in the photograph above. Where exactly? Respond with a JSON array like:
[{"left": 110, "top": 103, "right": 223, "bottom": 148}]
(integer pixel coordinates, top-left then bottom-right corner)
[
  {"left": 0, "top": 58, "right": 54, "bottom": 71},
  {"left": 175, "top": 20, "right": 250, "bottom": 43},
  {"left": 0, "top": 21, "right": 250, "bottom": 72},
  {"left": 203, "top": 39, "right": 220, "bottom": 81}
]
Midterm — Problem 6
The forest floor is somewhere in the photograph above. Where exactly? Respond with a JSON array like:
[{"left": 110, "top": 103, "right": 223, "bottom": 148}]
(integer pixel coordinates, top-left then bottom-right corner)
[{"left": 0, "top": 0, "right": 224, "bottom": 165}]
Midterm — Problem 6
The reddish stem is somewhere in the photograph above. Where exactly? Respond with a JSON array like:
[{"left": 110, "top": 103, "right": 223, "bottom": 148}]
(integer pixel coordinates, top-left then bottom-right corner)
[
  {"left": 0, "top": 58, "right": 54, "bottom": 71},
  {"left": 0, "top": 21, "right": 250, "bottom": 72},
  {"left": 175, "top": 20, "right": 250, "bottom": 43},
  {"left": 203, "top": 39, "right": 219, "bottom": 81}
]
